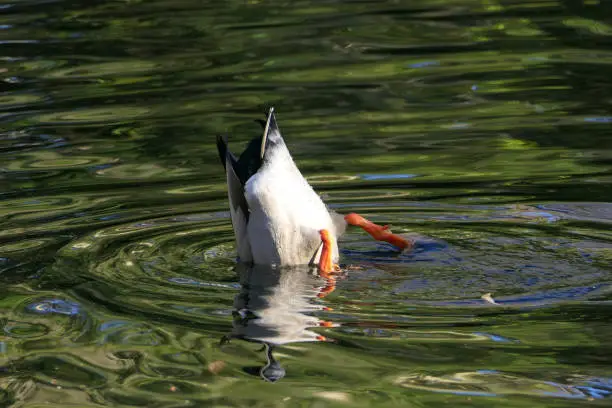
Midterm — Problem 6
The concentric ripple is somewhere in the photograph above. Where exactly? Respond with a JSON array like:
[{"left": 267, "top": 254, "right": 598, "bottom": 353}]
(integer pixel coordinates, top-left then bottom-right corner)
[
  {"left": 3, "top": 176, "right": 612, "bottom": 405},
  {"left": 4, "top": 190, "right": 607, "bottom": 404}
]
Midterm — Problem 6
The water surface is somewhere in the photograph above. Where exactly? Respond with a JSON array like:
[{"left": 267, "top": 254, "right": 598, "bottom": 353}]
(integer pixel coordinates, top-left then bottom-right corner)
[{"left": 2, "top": 0, "right": 612, "bottom": 406}]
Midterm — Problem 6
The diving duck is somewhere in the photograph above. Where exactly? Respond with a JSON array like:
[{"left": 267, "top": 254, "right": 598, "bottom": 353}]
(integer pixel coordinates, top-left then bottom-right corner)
[{"left": 216, "top": 108, "right": 411, "bottom": 274}]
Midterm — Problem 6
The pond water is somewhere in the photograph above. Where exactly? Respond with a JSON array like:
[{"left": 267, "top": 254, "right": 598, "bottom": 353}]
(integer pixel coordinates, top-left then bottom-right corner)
[{"left": 2, "top": 0, "right": 612, "bottom": 406}]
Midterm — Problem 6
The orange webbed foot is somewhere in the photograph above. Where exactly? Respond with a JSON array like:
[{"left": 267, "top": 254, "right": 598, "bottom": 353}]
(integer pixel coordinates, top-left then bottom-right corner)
[
  {"left": 317, "top": 229, "right": 341, "bottom": 297},
  {"left": 318, "top": 229, "right": 339, "bottom": 276},
  {"left": 344, "top": 213, "right": 412, "bottom": 250}
]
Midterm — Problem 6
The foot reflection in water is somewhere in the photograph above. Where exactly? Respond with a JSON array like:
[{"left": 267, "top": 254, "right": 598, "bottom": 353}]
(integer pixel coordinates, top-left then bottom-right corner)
[{"left": 221, "top": 264, "right": 336, "bottom": 382}]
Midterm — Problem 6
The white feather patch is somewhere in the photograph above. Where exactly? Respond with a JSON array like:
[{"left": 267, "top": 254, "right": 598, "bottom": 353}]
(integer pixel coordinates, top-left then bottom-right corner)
[{"left": 245, "top": 143, "right": 342, "bottom": 266}]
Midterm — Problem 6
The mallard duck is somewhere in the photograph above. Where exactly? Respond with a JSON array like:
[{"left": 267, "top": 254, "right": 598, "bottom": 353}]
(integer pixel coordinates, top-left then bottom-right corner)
[{"left": 216, "top": 108, "right": 411, "bottom": 274}]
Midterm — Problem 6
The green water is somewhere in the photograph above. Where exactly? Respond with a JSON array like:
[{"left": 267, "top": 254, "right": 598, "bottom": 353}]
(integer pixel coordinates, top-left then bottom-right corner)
[{"left": 2, "top": 0, "right": 612, "bottom": 406}]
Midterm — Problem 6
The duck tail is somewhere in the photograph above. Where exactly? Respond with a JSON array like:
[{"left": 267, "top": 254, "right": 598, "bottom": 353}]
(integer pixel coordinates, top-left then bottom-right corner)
[
  {"left": 260, "top": 107, "right": 285, "bottom": 162},
  {"left": 216, "top": 134, "right": 230, "bottom": 170}
]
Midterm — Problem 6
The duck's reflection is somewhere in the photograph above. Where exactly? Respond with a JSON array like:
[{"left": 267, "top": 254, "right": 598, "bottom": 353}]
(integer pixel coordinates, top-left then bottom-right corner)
[{"left": 221, "top": 264, "right": 337, "bottom": 382}]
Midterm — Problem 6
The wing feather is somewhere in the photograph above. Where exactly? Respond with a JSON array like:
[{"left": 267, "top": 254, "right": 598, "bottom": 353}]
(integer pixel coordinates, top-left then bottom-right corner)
[{"left": 225, "top": 156, "right": 253, "bottom": 263}]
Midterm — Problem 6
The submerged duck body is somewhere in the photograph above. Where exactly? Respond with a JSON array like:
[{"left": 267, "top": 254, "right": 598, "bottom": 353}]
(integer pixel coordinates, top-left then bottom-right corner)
[
  {"left": 243, "top": 121, "right": 344, "bottom": 266},
  {"left": 217, "top": 108, "right": 410, "bottom": 272}
]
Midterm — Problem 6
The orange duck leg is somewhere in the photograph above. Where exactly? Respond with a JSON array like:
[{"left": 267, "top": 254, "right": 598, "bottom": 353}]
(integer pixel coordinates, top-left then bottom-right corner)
[
  {"left": 344, "top": 213, "right": 412, "bottom": 250},
  {"left": 317, "top": 229, "right": 341, "bottom": 297}
]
